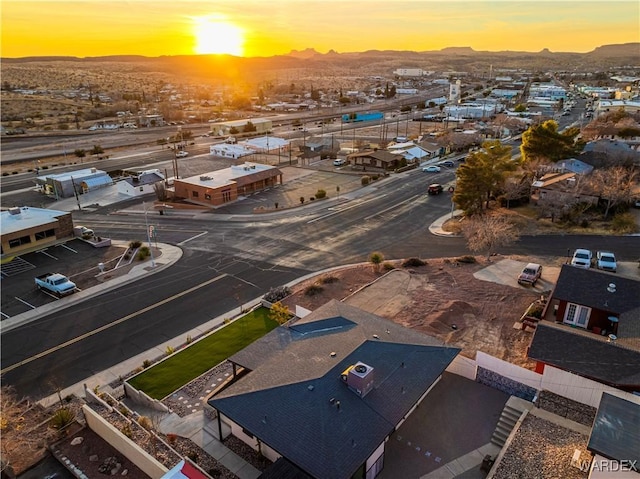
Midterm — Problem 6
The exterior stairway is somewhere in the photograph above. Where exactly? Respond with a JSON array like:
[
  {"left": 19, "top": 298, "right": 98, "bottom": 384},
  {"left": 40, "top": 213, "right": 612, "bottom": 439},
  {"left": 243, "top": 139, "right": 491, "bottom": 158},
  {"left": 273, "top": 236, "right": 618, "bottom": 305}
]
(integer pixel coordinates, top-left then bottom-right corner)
[{"left": 490, "top": 396, "right": 534, "bottom": 447}]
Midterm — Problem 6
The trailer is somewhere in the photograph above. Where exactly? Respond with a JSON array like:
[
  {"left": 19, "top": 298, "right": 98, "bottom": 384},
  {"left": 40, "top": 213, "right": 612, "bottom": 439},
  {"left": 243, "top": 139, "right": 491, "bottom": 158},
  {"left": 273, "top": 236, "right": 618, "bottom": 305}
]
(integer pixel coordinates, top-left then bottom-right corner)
[{"left": 342, "top": 111, "right": 384, "bottom": 123}]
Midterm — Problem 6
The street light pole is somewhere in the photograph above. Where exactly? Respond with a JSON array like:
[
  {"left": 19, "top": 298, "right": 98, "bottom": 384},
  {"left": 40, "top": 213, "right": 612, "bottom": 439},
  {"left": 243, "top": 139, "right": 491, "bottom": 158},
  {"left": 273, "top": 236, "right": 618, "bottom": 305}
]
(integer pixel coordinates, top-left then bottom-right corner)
[{"left": 143, "top": 202, "right": 156, "bottom": 267}]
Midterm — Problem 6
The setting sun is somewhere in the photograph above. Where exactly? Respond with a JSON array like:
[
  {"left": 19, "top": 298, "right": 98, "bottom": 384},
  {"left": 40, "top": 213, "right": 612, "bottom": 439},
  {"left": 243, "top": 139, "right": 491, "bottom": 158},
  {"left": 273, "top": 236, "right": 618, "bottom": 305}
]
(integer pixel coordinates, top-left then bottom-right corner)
[{"left": 194, "top": 17, "right": 244, "bottom": 56}]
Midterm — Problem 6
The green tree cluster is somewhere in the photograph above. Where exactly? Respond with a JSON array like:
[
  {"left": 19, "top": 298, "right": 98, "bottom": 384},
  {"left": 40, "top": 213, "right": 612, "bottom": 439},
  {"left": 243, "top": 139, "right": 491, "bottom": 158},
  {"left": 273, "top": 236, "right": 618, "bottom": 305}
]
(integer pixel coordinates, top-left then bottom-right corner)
[
  {"left": 520, "top": 120, "right": 583, "bottom": 164},
  {"left": 453, "top": 140, "right": 517, "bottom": 215}
]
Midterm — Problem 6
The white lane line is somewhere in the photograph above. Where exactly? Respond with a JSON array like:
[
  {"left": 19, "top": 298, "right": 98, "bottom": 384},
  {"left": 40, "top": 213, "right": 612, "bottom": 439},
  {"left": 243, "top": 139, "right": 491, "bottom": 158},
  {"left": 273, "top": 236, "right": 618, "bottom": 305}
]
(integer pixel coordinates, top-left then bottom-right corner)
[
  {"left": 307, "top": 195, "right": 387, "bottom": 224},
  {"left": 364, "top": 194, "right": 421, "bottom": 220},
  {"left": 178, "top": 231, "right": 208, "bottom": 245}
]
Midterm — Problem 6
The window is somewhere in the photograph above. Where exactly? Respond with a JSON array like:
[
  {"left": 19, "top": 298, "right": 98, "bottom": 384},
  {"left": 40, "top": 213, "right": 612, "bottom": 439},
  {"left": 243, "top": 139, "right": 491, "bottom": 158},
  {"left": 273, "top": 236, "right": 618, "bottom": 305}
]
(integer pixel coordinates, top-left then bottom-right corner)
[
  {"left": 35, "top": 229, "right": 55, "bottom": 240},
  {"left": 563, "top": 303, "right": 591, "bottom": 328},
  {"left": 8, "top": 235, "right": 31, "bottom": 248},
  {"left": 222, "top": 189, "right": 232, "bottom": 202},
  {"left": 192, "top": 191, "right": 199, "bottom": 198}
]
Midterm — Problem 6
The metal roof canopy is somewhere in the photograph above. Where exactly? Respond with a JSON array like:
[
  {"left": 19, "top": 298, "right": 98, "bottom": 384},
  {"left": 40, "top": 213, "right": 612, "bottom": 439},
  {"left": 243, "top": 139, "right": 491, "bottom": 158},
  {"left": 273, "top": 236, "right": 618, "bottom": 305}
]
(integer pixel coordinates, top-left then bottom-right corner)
[{"left": 587, "top": 393, "right": 640, "bottom": 468}]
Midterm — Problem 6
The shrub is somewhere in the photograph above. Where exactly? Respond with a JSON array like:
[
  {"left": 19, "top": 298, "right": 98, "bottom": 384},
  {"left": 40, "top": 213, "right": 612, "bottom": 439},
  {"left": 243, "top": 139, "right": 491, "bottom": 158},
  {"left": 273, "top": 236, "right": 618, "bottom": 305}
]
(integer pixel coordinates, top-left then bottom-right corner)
[
  {"left": 580, "top": 219, "right": 589, "bottom": 228},
  {"left": 456, "top": 255, "right": 477, "bottom": 264},
  {"left": 142, "top": 359, "right": 152, "bottom": 369},
  {"left": 137, "top": 246, "right": 150, "bottom": 260},
  {"left": 50, "top": 408, "right": 75, "bottom": 429},
  {"left": 129, "top": 240, "right": 143, "bottom": 248},
  {"left": 321, "top": 275, "right": 339, "bottom": 284},
  {"left": 121, "top": 424, "right": 133, "bottom": 438},
  {"left": 382, "top": 262, "right": 396, "bottom": 271},
  {"left": 304, "top": 284, "right": 324, "bottom": 296},
  {"left": 263, "top": 286, "right": 291, "bottom": 303},
  {"left": 315, "top": 189, "right": 327, "bottom": 199},
  {"left": 166, "top": 433, "right": 177, "bottom": 445},
  {"left": 165, "top": 345, "right": 175, "bottom": 355},
  {"left": 187, "top": 451, "right": 199, "bottom": 463},
  {"left": 310, "top": 196, "right": 315, "bottom": 201},
  {"left": 611, "top": 212, "right": 638, "bottom": 234},
  {"left": 118, "top": 405, "right": 130, "bottom": 417},
  {"left": 361, "top": 176, "right": 371, "bottom": 186},
  {"left": 369, "top": 251, "right": 385, "bottom": 272},
  {"left": 300, "top": 196, "right": 305, "bottom": 204},
  {"left": 402, "top": 257, "right": 426, "bottom": 268},
  {"left": 185, "top": 334, "right": 193, "bottom": 344},
  {"left": 137, "top": 416, "right": 153, "bottom": 430}
]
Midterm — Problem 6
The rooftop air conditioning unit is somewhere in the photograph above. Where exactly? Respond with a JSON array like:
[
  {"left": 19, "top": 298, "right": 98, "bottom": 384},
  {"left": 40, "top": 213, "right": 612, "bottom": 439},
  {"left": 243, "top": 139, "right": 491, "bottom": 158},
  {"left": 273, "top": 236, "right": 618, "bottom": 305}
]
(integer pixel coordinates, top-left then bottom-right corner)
[{"left": 345, "top": 362, "right": 375, "bottom": 397}]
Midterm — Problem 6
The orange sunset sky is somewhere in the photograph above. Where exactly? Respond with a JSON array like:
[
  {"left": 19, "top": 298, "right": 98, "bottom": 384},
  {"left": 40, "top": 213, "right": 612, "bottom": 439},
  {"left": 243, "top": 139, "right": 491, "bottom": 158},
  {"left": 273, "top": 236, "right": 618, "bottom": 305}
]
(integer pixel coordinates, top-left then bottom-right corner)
[{"left": 1, "top": 0, "right": 639, "bottom": 58}]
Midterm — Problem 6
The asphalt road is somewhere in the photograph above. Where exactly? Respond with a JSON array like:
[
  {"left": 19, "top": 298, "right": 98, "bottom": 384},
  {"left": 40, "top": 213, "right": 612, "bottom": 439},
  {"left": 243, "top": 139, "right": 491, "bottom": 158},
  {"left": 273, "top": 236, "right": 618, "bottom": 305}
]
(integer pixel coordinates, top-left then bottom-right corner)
[{"left": 3, "top": 161, "right": 640, "bottom": 399}]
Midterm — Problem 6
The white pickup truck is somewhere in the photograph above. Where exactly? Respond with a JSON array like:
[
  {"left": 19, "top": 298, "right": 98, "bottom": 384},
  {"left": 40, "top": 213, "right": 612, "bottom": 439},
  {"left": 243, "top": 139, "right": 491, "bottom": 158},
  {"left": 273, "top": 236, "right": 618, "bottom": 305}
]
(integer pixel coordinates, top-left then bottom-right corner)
[{"left": 35, "top": 273, "right": 77, "bottom": 297}]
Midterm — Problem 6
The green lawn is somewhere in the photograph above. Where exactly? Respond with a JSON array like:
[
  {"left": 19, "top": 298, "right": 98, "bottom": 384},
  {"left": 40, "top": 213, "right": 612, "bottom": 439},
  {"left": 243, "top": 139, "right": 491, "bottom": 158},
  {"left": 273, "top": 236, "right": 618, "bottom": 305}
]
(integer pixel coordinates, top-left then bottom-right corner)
[{"left": 128, "top": 307, "right": 279, "bottom": 400}]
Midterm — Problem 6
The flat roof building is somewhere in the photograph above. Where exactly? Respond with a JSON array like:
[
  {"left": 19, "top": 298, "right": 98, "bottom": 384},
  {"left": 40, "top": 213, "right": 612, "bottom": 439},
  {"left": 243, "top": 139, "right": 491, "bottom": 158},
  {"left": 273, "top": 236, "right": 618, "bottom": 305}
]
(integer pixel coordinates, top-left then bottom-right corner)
[
  {"left": 173, "top": 162, "right": 282, "bottom": 207},
  {"left": 0, "top": 206, "right": 74, "bottom": 257}
]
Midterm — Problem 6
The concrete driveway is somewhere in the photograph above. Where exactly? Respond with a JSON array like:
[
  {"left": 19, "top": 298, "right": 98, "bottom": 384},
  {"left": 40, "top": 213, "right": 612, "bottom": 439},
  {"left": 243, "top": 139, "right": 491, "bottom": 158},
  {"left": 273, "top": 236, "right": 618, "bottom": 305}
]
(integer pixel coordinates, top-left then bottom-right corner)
[
  {"left": 379, "top": 372, "right": 509, "bottom": 479},
  {"left": 472, "top": 258, "right": 560, "bottom": 292}
]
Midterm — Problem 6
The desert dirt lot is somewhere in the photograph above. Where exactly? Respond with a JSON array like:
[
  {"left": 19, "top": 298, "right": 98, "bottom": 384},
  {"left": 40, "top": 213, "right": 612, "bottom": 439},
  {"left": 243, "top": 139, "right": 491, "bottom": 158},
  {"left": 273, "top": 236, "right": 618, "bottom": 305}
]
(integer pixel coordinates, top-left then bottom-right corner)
[{"left": 282, "top": 254, "right": 550, "bottom": 369}]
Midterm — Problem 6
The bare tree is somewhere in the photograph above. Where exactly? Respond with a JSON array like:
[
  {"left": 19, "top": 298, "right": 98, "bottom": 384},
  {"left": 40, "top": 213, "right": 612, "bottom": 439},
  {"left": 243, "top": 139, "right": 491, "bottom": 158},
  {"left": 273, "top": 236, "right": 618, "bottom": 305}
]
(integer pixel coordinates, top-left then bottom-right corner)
[
  {"left": 462, "top": 214, "right": 520, "bottom": 260},
  {"left": 153, "top": 182, "right": 169, "bottom": 201},
  {"left": 588, "top": 166, "right": 638, "bottom": 219}
]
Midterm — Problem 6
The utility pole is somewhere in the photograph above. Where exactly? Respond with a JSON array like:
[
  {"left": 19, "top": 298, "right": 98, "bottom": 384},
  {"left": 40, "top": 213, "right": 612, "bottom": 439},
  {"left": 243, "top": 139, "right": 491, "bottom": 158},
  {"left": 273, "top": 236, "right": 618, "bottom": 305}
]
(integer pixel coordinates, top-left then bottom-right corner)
[{"left": 70, "top": 176, "right": 81, "bottom": 211}]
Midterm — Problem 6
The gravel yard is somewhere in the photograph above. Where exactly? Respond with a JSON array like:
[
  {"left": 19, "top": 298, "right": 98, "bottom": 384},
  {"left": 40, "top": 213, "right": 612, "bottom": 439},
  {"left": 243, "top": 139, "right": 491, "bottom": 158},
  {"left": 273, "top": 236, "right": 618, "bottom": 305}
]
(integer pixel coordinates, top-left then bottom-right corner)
[{"left": 491, "top": 415, "right": 590, "bottom": 479}]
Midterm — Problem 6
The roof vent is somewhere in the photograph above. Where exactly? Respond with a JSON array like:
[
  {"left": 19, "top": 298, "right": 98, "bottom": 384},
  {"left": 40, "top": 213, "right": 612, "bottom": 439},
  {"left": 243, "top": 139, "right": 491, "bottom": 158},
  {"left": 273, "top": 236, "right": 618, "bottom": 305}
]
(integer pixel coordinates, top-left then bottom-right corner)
[
  {"left": 607, "top": 283, "right": 616, "bottom": 293},
  {"left": 200, "top": 176, "right": 212, "bottom": 181}
]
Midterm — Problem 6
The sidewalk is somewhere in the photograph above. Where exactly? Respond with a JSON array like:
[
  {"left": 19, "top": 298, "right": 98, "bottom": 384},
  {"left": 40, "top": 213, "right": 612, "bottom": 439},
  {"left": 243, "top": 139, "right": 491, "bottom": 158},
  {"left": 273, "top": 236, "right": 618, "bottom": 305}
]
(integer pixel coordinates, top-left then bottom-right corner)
[
  {"left": 4, "top": 187, "right": 462, "bottom": 478},
  {"left": 429, "top": 209, "right": 464, "bottom": 236}
]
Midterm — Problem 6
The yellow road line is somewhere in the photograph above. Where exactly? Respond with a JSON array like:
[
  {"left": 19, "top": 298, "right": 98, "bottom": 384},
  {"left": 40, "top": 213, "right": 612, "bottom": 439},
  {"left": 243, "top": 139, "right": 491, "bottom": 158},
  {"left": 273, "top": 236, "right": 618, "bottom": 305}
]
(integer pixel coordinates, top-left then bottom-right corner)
[{"left": 1, "top": 274, "right": 227, "bottom": 374}]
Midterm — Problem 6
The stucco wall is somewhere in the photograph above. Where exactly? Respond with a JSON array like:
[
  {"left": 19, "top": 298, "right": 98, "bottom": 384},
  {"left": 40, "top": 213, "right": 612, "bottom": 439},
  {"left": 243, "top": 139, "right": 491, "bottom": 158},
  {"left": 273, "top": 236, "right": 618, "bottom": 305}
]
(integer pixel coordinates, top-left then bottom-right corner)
[{"left": 82, "top": 405, "right": 168, "bottom": 478}]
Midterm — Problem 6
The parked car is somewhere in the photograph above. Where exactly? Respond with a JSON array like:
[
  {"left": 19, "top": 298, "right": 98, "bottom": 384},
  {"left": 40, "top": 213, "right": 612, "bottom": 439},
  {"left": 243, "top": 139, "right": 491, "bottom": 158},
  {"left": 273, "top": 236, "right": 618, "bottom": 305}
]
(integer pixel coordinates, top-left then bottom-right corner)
[
  {"left": 176, "top": 151, "right": 189, "bottom": 158},
  {"left": 427, "top": 184, "right": 444, "bottom": 195},
  {"left": 333, "top": 158, "right": 346, "bottom": 166},
  {"left": 518, "top": 263, "right": 542, "bottom": 286},
  {"left": 571, "top": 249, "right": 592, "bottom": 269},
  {"left": 439, "top": 160, "right": 455, "bottom": 168},
  {"left": 596, "top": 251, "right": 617, "bottom": 272},
  {"left": 422, "top": 165, "right": 441, "bottom": 173},
  {"left": 75, "top": 225, "right": 94, "bottom": 238},
  {"left": 35, "top": 273, "right": 77, "bottom": 297}
]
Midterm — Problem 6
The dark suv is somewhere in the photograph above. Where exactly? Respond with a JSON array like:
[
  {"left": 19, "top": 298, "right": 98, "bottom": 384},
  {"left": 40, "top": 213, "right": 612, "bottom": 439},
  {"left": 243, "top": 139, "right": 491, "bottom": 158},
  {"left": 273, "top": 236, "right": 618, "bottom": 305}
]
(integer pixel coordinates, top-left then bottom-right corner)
[{"left": 428, "top": 183, "right": 443, "bottom": 195}]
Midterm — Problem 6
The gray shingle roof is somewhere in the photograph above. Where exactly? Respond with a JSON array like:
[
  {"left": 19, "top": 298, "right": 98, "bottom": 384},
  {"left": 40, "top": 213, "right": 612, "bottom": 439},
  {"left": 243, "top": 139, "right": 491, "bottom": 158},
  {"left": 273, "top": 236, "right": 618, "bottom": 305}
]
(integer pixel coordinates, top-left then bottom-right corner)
[
  {"left": 527, "top": 323, "right": 640, "bottom": 387},
  {"left": 211, "top": 300, "right": 459, "bottom": 479},
  {"left": 551, "top": 265, "right": 640, "bottom": 322}
]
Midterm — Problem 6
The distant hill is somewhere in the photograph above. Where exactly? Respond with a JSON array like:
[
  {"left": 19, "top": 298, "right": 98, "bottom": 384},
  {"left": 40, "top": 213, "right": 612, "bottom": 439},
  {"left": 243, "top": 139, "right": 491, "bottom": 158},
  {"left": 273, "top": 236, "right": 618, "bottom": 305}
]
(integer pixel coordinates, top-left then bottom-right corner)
[{"left": 2, "top": 43, "right": 638, "bottom": 85}]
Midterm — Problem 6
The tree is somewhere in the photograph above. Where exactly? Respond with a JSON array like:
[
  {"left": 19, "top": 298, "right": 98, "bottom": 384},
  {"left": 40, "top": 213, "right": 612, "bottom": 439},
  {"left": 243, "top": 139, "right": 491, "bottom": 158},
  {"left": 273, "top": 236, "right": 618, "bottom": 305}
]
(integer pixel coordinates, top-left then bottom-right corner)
[
  {"left": 153, "top": 182, "right": 169, "bottom": 201},
  {"left": 589, "top": 166, "right": 638, "bottom": 219},
  {"left": 243, "top": 120, "right": 257, "bottom": 133},
  {"left": 369, "top": 251, "right": 384, "bottom": 273},
  {"left": 90, "top": 144, "right": 104, "bottom": 159},
  {"left": 73, "top": 148, "right": 86, "bottom": 160},
  {"left": 462, "top": 214, "right": 520, "bottom": 260},
  {"left": 520, "top": 120, "right": 583, "bottom": 164},
  {"left": 269, "top": 301, "right": 292, "bottom": 325},
  {"left": 453, "top": 140, "right": 517, "bottom": 215},
  {"left": 513, "top": 104, "right": 527, "bottom": 113}
]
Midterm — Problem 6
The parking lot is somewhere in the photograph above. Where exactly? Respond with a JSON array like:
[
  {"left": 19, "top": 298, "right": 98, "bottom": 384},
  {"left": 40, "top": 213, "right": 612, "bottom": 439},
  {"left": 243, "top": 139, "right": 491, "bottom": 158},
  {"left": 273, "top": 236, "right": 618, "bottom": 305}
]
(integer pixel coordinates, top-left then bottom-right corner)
[{"left": 0, "top": 239, "right": 126, "bottom": 319}]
